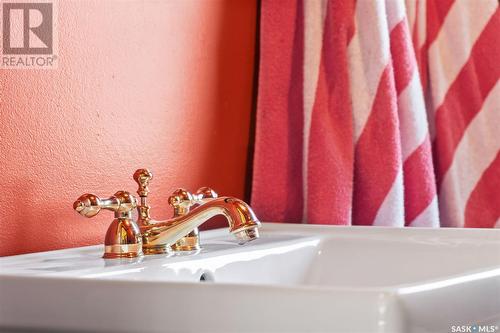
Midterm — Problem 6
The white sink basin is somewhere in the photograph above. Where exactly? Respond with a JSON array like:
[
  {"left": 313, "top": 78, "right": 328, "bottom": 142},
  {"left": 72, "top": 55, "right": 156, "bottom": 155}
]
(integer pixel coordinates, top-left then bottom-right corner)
[{"left": 1, "top": 223, "right": 499, "bottom": 332}]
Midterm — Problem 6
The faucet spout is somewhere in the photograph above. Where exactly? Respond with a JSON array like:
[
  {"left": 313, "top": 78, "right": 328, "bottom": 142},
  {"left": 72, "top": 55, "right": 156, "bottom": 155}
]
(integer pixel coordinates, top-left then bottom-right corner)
[{"left": 141, "top": 197, "right": 260, "bottom": 253}]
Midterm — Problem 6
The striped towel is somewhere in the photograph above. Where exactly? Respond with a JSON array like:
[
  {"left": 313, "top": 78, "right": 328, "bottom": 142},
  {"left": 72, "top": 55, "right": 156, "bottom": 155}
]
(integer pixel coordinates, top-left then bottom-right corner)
[{"left": 251, "top": 0, "right": 499, "bottom": 228}]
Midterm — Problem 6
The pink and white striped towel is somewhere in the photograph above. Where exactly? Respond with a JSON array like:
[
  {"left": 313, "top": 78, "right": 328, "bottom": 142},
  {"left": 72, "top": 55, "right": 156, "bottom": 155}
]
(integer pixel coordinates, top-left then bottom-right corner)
[{"left": 251, "top": 0, "right": 499, "bottom": 228}]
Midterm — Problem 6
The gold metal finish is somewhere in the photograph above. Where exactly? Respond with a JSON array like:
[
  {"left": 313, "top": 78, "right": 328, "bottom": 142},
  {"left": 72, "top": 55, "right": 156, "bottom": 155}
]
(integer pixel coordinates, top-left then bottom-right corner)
[
  {"left": 140, "top": 197, "right": 260, "bottom": 248},
  {"left": 134, "top": 168, "right": 153, "bottom": 197},
  {"left": 73, "top": 191, "right": 142, "bottom": 259},
  {"left": 133, "top": 170, "right": 219, "bottom": 252},
  {"left": 73, "top": 168, "right": 261, "bottom": 259},
  {"left": 133, "top": 168, "right": 154, "bottom": 226},
  {"left": 168, "top": 187, "right": 219, "bottom": 251}
]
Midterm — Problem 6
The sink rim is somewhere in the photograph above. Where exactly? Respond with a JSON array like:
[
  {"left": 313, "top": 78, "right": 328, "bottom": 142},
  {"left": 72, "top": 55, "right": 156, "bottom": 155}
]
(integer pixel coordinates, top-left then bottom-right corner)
[{"left": 1, "top": 222, "right": 499, "bottom": 294}]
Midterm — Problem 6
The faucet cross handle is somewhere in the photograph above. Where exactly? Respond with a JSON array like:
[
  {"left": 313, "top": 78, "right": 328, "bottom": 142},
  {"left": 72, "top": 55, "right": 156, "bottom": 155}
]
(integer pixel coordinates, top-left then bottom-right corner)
[
  {"left": 194, "top": 187, "right": 218, "bottom": 203},
  {"left": 168, "top": 188, "right": 200, "bottom": 252},
  {"left": 73, "top": 191, "right": 142, "bottom": 259},
  {"left": 168, "top": 189, "right": 195, "bottom": 216},
  {"left": 168, "top": 187, "right": 219, "bottom": 216},
  {"left": 168, "top": 187, "right": 217, "bottom": 252},
  {"left": 73, "top": 191, "right": 137, "bottom": 218}
]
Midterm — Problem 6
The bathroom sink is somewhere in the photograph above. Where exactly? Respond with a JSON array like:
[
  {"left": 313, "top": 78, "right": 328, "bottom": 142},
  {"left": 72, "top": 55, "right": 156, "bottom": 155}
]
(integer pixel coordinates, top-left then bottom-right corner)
[{"left": 1, "top": 223, "right": 499, "bottom": 332}]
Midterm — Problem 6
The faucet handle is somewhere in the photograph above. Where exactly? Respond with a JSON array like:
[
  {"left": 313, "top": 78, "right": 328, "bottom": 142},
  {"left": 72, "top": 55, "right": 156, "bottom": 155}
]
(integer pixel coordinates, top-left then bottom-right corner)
[
  {"left": 133, "top": 168, "right": 153, "bottom": 197},
  {"left": 73, "top": 191, "right": 142, "bottom": 259},
  {"left": 73, "top": 191, "right": 137, "bottom": 218},
  {"left": 195, "top": 187, "right": 218, "bottom": 202},
  {"left": 168, "top": 188, "right": 213, "bottom": 252},
  {"left": 167, "top": 187, "right": 218, "bottom": 215},
  {"left": 168, "top": 189, "right": 195, "bottom": 216}
]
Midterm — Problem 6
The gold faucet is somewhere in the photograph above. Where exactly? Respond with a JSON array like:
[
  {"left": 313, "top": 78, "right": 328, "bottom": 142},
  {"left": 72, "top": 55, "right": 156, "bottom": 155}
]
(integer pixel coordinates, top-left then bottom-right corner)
[{"left": 73, "top": 169, "right": 261, "bottom": 259}]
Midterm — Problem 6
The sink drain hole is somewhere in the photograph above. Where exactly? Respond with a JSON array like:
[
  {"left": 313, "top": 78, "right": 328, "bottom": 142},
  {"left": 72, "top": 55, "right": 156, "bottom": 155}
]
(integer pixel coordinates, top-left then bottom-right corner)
[{"left": 199, "top": 272, "right": 214, "bottom": 282}]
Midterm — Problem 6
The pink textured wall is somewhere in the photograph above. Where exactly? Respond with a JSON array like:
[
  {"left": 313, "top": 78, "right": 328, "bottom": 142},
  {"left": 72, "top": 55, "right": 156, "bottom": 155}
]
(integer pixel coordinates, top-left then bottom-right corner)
[{"left": 0, "top": 0, "right": 256, "bottom": 256}]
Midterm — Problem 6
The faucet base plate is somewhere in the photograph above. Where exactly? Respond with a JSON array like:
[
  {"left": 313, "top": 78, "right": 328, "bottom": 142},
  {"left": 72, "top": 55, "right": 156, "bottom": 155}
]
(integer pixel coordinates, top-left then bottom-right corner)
[
  {"left": 171, "top": 244, "right": 201, "bottom": 252},
  {"left": 171, "top": 229, "right": 200, "bottom": 252},
  {"left": 103, "top": 244, "right": 143, "bottom": 259},
  {"left": 142, "top": 244, "right": 169, "bottom": 255}
]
